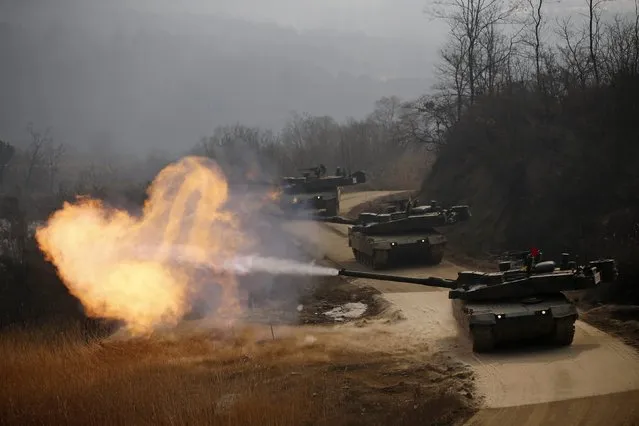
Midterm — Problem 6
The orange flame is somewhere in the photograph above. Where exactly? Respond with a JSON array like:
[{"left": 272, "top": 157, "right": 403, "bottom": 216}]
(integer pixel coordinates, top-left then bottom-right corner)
[
  {"left": 35, "top": 156, "right": 250, "bottom": 335},
  {"left": 267, "top": 188, "right": 282, "bottom": 202}
]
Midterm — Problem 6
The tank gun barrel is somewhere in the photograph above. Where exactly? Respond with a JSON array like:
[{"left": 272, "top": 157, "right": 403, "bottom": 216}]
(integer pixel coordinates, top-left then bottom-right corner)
[
  {"left": 314, "top": 215, "right": 358, "bottom": 225},
  {"left": 337, "top": 269, "right": 456, "bottom": 289}
]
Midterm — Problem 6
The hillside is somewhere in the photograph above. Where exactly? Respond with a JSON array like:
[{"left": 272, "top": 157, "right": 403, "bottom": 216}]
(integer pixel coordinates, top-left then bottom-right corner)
[{"left": 421, "top": 77, "right": 639, "bottom": 301}]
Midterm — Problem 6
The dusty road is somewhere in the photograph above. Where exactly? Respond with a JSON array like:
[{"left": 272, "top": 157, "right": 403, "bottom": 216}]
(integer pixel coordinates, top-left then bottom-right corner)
[{"left": 282, "top": 191, "right": 639, "bottom": 425}]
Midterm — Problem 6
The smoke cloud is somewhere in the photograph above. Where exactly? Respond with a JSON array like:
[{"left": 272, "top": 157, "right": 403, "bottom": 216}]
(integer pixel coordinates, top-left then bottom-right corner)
[{"left": 35, "top": 156, "right": 337, "bottom": 335}]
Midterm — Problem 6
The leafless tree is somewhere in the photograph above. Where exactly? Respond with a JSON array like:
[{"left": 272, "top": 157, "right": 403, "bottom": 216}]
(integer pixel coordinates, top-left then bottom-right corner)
[
  {"left": 0, "top": 139, "right": 15, "bottom": 190},
  {"left": 430, "top": 0, "right": 521, "bottom": 104},
  {"left": 588, "top": 0, "right": 604, "bottom": 85},
  {"left": 525, "top": 0, "right": 544, "bottom": 89},
  {"left": 75, "top": 163, "right": 106, "bottom": 196},
  {"left": 395, "top": 95, "right": 454, "bottom": 151},
  {"left": 44, "top": 139, "right": 65, "bottom": 194},
  {"left": 556, "top": 17, "right": 589, "bottom": 89},
  {"left": 600, "top": 10, "right": 639, "bottom": 80},
  {"left": 24, "top": 123, "right": 49, "bottom": 190},
  {"left": 369, "top": 96, "right": 403, "bottom": 131},
  {"left": 475, "top": 22, "right": 520, "bottom": 94},
  {"left": 436, "top": 30, "right": 470, "bottom": 121}
]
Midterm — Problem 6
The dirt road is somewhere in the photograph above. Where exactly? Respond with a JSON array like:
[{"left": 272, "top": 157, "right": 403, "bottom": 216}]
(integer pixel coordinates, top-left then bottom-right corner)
[{"left": 281, "top": 191, "right": 639, "bottom": 425}]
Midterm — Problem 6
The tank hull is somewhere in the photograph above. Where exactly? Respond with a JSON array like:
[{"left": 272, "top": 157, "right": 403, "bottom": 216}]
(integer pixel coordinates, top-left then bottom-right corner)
[
  {"left": 279, "top": 189, "right": 340, "bottom": 217},
  {"left": 452, "top": 294, "right": 578, "bottom": 352},
  {"left": 348, "top": 228, "right": 447, "bottom": 269},
  {"left": 339, "top": 206, "right": 470, "bottom": 270}
]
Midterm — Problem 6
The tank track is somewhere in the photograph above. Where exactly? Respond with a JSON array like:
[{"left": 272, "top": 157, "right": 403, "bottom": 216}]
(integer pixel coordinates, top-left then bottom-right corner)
[
  {"left": 471, "top": 326, "right": 496, "bottom": 352},
  {"left": 425, "top": 245, "right": 445, "bottom": 265},
  {"left": 325, "top": 198, "right": 340, "bottom": 217},
  {"left": 352, "top": 248, "right": 387, "bottom": 270},
  {"left": 549, "top": 317, "right": 576, "bottom": 346},
  {"left": 469, "top": 317, "right": 576, "bottom": 353}
]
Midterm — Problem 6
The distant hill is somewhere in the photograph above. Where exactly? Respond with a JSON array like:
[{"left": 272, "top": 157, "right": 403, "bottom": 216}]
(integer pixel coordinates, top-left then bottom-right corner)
[{"left": 0, "top": 1, "right": 434, "bottom": 155}]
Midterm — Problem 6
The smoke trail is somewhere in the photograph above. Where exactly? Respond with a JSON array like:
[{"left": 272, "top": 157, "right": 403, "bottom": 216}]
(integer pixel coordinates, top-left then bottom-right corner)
[
  {"left": 220, "top": 255, "right": 338, "bottom": 276},
  {"left": 136, "top": 245, "right": 338, "bottom": 277}
]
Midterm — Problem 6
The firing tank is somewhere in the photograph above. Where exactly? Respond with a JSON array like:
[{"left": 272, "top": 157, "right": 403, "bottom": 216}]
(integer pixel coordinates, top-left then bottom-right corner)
[
  {"left": 321, "top": 200, "right": 471, "bottom": 269},
  {"left": 279, "top": 165, "right": 366, "bottom": 217},
  {"left": 337, "top": 251, "right": 618, "bottom": 352}
]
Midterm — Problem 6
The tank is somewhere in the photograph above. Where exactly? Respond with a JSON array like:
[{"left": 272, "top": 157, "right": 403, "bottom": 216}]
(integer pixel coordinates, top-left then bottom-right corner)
[
  {"left": 337, "top": 251, "right": 618, "bottom": 352},
  {"left": 278, "top": 165, "right": 366, "bottom": 217},
  {"left": 321, "top": 201, "right": 471, "bottom": 269}
]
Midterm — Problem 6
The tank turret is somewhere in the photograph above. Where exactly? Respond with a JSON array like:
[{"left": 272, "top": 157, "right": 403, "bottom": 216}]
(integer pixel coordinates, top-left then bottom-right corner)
[{"left": 337, "top": 251, "right": 618, "bottom": 352}]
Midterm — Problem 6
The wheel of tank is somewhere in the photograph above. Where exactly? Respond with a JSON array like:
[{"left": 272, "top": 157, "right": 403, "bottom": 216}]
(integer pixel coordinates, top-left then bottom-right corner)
[
  {"left": 549, "top": 317, "right": 576, "bottom": 346},
  {"left": 365, "top": 252, "right": 374, "bottom": 268},
  {"left": 356, "top": 250, "right": 370, "bottom": 267},
  {"left": 325, "top": 198, "right": 339, "bottom": 216},
  {"left": 426, "top": 246, "right": 445, "bottom": 265},
  {"left": 371, "top": 250, "right": 387, "bottom": 270},
  {"left": 471, "top": 326, "right": 495, "bottom": 353}
]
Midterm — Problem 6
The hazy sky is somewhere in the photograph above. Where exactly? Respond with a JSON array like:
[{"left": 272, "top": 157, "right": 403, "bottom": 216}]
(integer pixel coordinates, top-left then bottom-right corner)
[
  {"left": 1, "top": 0, "right": 450, "bottom": 156},
  {"left": 1, "top": 0, "right": 635, "bottom": 157},
  {"left": 131, "top": 0, "right": 448, "bottom": 40}
]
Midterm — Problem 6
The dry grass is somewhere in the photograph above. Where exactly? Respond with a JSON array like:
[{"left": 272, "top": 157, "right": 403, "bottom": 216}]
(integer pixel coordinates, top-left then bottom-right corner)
[
  {"left": 0, "top": 323, "right": 477, "bottom": 426},
  {"left": 578, "top": 304, "right": 639, "bottom": 351}
]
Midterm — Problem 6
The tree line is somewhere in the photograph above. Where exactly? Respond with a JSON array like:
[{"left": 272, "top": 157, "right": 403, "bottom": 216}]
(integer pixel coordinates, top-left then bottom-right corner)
[
  {"left": 1, "top": 0, "right": 637, "bottom": 216},
  {"left": 422, "top": 0, "right": 639, "bottom": 269}
]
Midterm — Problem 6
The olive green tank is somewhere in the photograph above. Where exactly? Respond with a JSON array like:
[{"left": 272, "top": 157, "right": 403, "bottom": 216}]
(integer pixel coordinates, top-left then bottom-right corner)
[
  {"left": 338, "top": 252, "right": 618, "bottom": 352},
  {"left": 278, "top": 165, "right": 366, "bottom": 217},
  {"left": 323, "top": 202, "right": 471, "bottom": 269}
]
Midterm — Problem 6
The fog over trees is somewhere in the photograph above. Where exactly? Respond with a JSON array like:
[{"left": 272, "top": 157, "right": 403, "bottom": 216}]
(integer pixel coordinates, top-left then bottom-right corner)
[
  {"left": 0, "top": 0, "right": 637, "bottom": 216},
  {"left": 0, "top": 0, "right": 441, "bottom": 157}
]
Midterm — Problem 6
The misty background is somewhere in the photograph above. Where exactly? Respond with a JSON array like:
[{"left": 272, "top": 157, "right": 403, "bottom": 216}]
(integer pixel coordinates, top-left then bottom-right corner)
[{"left": 0, "top": 0, "right": 449, "bottom": 158}]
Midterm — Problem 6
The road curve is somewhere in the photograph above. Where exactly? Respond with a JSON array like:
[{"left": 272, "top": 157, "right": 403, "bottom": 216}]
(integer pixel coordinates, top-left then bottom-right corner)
[{"left": 281, "top": 190, "right": 639, "bottom": 425}]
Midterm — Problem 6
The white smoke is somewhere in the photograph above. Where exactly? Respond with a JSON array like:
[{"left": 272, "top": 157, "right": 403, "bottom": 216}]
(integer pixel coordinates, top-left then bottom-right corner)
[
  {"left": 133, "top": 244, "right": 338, "bottom": 277},
  {"left": 221, "top": 255, "right": 338, "bottom": 276}
]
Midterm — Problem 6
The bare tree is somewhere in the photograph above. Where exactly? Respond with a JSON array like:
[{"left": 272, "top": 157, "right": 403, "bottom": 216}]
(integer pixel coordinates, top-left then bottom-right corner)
[
  {"left": 436, "top": 30, "right": 470, "bottom": 121},
  {"left": 600, "top": 10, "right": 639, "bottom": 80},
  {"left": 475, "top": 22, "right": 520, "bottom": 94},
  {"left": 635, "top": 0, "right": 639, "bottom": 74},
  {"left": 556, "top": 17, "right": 589, "bottom": 89},
  {"left": 369, "top": 96, "right": 403, "bottom": 130},
  {"left": 44, "top": 140, "right": 65, "bottom": 194},
  {"left": 588, "top": 0, "right": 604, "bottom": 85},
  {"left": 199, "top": 124, "right": 281, "bottom": 181},
  {"left": 430, "top": 0, "right": 520, "bottom": 104},
  {"left": 526, "top": 0, "right": 544, "bottom": 89},
  {"left": 0, "top": 139, "right": 15, "bottom": 190},
  {"left": 75, "top": 163, "right": 106, "bottom": 197},
  {"left": 24, "top": 123, "right": 49, "bottom": 190},
  {"left": 395, "top": 95, "right": 454, "bottom": 151}
]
